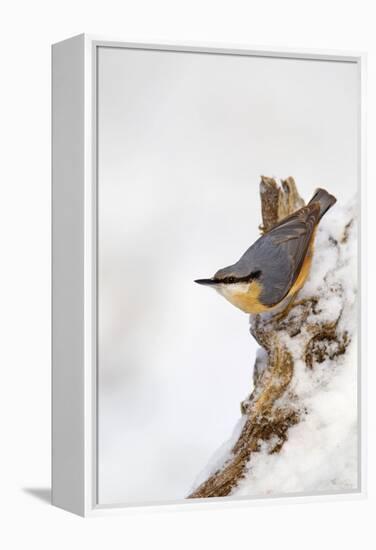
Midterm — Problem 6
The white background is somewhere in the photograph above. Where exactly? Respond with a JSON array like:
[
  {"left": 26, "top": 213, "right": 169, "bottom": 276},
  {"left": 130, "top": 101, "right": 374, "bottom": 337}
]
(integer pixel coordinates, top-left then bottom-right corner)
[
  {"left": 97, "top": 47, "right": 358, "bottom": 503},
  {"left": 0, "top": 1, "right": 375, "bottom": 549}
]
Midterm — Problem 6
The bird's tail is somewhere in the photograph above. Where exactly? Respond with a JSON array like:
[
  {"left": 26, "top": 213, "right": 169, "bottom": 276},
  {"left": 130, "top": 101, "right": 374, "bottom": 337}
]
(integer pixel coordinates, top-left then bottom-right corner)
[{"left": 308, "top": 188, "right": 337, "bottom": 220}]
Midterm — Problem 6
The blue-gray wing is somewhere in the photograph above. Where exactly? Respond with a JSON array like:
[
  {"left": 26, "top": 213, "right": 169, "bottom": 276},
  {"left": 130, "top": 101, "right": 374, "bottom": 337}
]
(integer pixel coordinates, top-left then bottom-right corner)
[{"left": 237, "top": 203, "right": 321, "bottom": 306}]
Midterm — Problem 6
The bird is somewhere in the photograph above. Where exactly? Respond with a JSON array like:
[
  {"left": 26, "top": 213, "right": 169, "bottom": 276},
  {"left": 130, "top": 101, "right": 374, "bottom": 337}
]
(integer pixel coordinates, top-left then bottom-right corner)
[{"left": 194, "top": 188, "right": 336, "bottom": 316}]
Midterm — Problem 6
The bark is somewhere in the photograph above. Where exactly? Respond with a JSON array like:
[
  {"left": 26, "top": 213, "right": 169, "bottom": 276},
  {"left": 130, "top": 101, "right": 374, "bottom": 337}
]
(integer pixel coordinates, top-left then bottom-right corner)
[{"left": 188, "top": 177, "right": 351, "bottom": 499}]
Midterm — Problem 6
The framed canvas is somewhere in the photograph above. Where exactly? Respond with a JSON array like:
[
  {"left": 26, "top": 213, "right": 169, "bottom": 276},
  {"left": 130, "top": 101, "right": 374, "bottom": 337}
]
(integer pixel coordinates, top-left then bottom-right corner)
[{"left": 52, "top": 34, "right": 366, "bottom": 516}]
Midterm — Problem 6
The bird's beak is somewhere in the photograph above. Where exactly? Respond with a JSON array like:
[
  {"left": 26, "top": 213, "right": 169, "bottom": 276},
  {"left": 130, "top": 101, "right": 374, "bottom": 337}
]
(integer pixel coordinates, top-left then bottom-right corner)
[{"left": 194, "top": 278, "right": 218, "bottom": 286}]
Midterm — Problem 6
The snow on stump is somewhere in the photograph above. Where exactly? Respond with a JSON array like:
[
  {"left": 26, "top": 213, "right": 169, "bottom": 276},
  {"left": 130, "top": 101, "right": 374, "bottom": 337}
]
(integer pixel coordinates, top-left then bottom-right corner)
[{"left": 188, "top": 177, "right": 358, "bottom": 499}]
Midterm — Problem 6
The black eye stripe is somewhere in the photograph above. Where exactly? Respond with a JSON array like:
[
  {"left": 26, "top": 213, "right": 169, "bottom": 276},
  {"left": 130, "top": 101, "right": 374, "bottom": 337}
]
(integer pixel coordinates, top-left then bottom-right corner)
[{"left": 218, "top": 271, "right": 262, "bottom": 284}]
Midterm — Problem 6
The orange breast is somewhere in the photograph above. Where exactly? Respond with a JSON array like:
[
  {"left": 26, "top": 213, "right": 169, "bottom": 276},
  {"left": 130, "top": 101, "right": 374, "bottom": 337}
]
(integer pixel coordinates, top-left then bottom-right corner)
[
  {"left": 230, "top": 280, "right": 270, "bottom": 314},
  {"left": 286, "top": 234, "right": 315, "bottom": 299}
]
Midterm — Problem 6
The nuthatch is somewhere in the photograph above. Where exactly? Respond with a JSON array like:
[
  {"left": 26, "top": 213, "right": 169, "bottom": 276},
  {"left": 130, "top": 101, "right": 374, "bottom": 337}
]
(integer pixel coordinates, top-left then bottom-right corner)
[{"left": 195, "top": 188, "right": 336, "bottom": 315}]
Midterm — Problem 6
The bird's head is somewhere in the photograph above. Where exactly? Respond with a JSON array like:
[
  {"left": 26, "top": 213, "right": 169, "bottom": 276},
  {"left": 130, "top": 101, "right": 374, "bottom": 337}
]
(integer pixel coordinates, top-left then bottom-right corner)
[{"left": 195, "top": 265, "right": 263, "bottom": 313}]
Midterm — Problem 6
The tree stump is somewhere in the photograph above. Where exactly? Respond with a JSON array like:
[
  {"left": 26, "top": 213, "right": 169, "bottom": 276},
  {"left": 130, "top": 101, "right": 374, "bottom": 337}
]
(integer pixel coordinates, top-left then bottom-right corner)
[{"left": 188, "top": 176, "right": 356, "bottom": 499}]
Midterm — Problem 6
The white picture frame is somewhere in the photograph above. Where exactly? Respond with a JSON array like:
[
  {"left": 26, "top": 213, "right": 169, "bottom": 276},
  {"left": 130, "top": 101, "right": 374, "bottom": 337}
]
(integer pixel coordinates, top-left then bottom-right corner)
[{"left": 52, "top": 34, "right": 367, "bottom": 517}]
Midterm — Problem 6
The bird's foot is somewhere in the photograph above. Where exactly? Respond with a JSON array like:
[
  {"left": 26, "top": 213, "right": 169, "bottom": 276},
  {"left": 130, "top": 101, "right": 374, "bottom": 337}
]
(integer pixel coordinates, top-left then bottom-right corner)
[
  {"left": 270, "top": 308, "right": 290, "bottom": 324},
  {"left": 269, "top": 294, "right": 300, "bottom": 324}
]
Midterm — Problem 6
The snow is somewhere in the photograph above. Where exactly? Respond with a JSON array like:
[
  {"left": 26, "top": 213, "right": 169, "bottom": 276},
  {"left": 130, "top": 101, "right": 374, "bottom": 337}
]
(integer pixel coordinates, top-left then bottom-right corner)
[{"left": 191, "top": 197, "right": 358, "bottom": 497}]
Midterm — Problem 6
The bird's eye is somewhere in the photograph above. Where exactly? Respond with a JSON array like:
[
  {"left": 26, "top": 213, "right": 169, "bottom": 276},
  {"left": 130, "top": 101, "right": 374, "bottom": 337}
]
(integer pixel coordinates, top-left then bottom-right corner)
[
  {"left": 227, "top": 277, "right": 236, "bottom": 284},
  {"left": 251, "top": 270, "right": 261, "bottom": 279}
]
